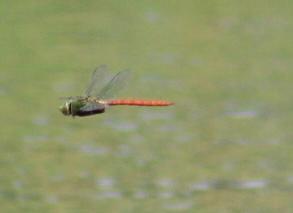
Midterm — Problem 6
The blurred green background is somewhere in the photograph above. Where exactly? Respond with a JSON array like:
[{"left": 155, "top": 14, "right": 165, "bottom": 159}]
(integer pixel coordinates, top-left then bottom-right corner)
[{"left": 1, "top": 0, "right": 293, "bottom": 212}]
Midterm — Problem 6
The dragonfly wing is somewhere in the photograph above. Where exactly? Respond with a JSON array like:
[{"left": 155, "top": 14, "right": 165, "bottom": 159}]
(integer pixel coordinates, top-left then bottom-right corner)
[
  {"left": 84, "top": 65, "right": 109, "bottom": 97},
  {"left": 97, "top": 69, "right": 131, "bottom": 99},
  {"left": 59, "top": 96, "right": 82, "bottom": 100}
]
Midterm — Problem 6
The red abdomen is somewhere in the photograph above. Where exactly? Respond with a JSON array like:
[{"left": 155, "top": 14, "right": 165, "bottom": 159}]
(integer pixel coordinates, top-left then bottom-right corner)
[{"left": 107, "top": 99, "right": 174, "bottom": 106}]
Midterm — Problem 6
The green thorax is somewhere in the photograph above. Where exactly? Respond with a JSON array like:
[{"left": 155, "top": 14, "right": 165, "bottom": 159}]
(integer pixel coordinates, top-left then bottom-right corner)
[{"left": 70, "top": 99, "right": 86, "bottom": 115}]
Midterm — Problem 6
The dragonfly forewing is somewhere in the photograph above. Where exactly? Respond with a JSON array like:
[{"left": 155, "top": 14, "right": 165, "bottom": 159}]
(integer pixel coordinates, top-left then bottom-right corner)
[
  {"left": 96, "top": 69, "right": 131, "bottom": 99},
  {"left": 84, "top": 65, "right": 109, "bottom": 97}
]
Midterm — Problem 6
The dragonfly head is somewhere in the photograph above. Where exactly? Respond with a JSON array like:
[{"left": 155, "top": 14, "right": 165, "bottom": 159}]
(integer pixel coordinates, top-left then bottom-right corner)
[{"left": 59, "top": 101, "right": 71, "bottom": 116}]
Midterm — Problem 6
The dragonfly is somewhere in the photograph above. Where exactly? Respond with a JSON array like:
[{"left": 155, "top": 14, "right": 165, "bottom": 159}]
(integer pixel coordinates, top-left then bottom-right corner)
[{"left": 59, "top": 65, "right": 174, "bottom": 117}]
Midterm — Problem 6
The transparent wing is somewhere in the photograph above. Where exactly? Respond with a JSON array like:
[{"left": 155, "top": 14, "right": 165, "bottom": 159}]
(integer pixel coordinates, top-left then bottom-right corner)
[
  {"left": 97, "top": 69, "right": 131, "bottom": 99},
  {"left": 84, "top": 65, "right": 109, "bottom": 97},
  {"left": 59, "top": 96, "right": 82, "bottom": 100}
]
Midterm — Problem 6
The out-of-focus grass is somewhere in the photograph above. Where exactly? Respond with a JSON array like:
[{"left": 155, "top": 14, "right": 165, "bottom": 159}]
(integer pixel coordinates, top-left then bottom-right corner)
[{"left": 1, "top": 0, "right": 293, "bottom": 212}]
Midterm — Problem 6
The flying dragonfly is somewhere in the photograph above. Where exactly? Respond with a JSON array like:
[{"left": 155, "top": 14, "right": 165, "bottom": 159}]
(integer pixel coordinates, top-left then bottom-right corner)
[{"left": 59, "top": 65, "right": 174, "bottom": 117}]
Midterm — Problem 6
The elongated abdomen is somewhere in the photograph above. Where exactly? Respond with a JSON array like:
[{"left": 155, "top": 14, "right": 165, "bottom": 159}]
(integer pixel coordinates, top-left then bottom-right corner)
[{"left": 107, "top": 99, "right": 174, "bottom": 106}]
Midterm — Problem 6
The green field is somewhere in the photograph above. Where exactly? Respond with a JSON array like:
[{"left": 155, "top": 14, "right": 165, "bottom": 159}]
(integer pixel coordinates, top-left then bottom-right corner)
[{"left": 1, "top": 1, "right": 293, "bottom": 212}]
